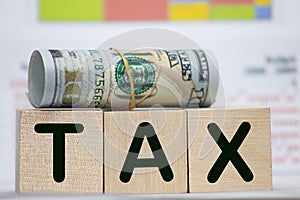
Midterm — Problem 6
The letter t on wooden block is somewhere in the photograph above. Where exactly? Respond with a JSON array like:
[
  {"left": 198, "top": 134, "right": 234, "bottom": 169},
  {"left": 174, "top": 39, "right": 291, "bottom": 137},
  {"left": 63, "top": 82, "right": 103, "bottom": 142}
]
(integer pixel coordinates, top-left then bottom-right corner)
[
  {"left": 187, "top": 108, "right": 272, "bottom": 193},
  {"left": 16, "top": 109, "right": 103, "bottom": 193},
  {"left": 104, "top": 110, "right": 187, "bottom": 194}
]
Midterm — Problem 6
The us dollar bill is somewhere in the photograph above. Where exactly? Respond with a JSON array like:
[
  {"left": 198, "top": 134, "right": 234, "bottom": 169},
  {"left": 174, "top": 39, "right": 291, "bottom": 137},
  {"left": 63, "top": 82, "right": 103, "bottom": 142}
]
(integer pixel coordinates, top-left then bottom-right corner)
[{"left": 28, "top": 49, "right": 219, "bottom": 109}]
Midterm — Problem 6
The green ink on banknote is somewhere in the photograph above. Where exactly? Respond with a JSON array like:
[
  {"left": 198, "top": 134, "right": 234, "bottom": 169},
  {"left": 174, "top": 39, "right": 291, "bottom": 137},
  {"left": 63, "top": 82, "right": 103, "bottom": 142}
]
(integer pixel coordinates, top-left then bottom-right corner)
[{"left": 115, "top": 56, "right": 156, "bottom": 95}]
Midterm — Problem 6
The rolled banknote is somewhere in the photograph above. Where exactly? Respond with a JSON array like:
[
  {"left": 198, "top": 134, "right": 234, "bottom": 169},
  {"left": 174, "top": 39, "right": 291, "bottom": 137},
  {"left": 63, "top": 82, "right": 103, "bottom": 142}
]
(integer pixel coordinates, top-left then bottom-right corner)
[{"left": 28, "top": 48, "right": 219, "bottom": 109}]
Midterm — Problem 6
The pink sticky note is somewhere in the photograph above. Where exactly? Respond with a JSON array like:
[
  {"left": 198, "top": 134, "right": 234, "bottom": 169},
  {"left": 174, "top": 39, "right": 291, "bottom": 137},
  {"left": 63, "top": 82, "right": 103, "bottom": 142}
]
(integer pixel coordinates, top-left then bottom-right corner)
[{"left": 105, "top": 0, "right": 167, "bottom": 20}]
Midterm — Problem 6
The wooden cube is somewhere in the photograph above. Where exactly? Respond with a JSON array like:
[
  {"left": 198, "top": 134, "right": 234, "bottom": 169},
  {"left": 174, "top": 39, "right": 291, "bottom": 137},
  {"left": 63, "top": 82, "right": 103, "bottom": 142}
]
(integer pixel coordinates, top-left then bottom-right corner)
[
  {"left": 104, "top": 110, "right": 187, "bottom": 194},
  {"left": 16, "top": 109, "right": 103, "bottom": 193},
  {"left": 187, "top": 108, "right": 272, "bottom": 193}
]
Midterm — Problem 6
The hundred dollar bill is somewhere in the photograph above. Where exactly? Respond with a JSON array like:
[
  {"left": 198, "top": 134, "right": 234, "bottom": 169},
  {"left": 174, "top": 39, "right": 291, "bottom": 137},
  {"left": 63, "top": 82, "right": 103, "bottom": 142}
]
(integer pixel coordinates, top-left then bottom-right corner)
[{"left": 28, "top": 48, "right": 219, "bottom": 109}]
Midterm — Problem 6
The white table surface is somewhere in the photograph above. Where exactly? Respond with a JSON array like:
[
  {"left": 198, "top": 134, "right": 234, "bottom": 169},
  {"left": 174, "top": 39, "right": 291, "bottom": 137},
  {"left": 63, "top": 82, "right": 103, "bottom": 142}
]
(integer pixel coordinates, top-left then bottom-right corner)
[{"left": 1, "top": 175, "right": 300, "bottom": 199}]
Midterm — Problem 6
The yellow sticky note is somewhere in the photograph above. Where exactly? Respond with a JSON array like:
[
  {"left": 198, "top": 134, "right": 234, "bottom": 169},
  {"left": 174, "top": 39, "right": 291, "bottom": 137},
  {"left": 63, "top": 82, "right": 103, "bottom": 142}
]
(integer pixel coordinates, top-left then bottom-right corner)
[
  {"left": 255, "top": 0, "right": 271, "bottom": 5},
  {"left": 169, "top": 3, "right": 209, "bottom": 20}
]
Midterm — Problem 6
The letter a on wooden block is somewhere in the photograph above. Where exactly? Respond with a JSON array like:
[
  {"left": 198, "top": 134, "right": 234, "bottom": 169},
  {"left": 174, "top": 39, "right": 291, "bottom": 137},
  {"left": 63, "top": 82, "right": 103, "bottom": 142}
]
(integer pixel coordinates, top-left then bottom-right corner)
[
  {"left": 16, "top": 109, "right": 103, "bottom": 193},
  {"left": 104, "top": 110, "right": 187, "bottom": 194},
  {"left": 187, "top": 108, "right": 272, "bottom": 192}
]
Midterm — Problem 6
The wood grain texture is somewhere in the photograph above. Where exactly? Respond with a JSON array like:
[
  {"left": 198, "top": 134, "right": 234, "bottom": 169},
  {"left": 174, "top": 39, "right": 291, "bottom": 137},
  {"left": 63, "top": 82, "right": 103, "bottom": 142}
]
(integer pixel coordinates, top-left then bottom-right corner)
[
  {"left": 16, "top": 109, "right": 103, "bottom": 193},
  {"left": 16, "top": 107, "right": 272, "bottom": 194},
  {"left": 104, "top": 110, "right": 187, "bottom": 194},
  {"left": 187, "top": 107, "right": 272, "bottom": 192}
]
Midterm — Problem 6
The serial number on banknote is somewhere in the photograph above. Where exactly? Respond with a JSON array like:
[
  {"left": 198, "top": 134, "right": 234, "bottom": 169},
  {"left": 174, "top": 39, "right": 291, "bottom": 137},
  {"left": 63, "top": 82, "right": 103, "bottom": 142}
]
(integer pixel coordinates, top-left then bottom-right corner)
[{"left": 93, "top": 57, "right": 105, "bottom": 107}]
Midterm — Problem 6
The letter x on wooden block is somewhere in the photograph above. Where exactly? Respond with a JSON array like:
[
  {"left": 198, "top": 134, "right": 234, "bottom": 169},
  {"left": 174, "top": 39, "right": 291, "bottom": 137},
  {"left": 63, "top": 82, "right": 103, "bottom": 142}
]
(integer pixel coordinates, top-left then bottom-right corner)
[
  {"left": 16, "top": 109, "right": 103, "bottom": 193},
  {"left": 207, "top": 122, "right": 253, "bottom": 183},
  {"left": 187, "top": 108, "right": 272, "bottom": 193}
]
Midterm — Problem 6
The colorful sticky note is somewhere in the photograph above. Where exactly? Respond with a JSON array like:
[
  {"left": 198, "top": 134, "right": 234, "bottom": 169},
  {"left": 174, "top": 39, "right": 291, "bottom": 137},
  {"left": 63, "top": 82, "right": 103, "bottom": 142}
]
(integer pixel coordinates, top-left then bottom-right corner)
[
  {"left": 211, "top": 5, "right": 255, "bottom": 19},
  {"left": 255, "top": 0, "right": 271, "bottom": 5},
  {"left": 169, "top": 2, "right": 209, "bottom": 20},
  {"left": 105, "top": 0, "right": 168, "bottom": 20},
  {"left": 40, "top": 0, "right": 103, "bottom": 21},
  {"left": 212, "top": 0, "right": 254, "bottom": 4},
  {"left": 256, "top": 6, "right": 271, "bottom": 19}
]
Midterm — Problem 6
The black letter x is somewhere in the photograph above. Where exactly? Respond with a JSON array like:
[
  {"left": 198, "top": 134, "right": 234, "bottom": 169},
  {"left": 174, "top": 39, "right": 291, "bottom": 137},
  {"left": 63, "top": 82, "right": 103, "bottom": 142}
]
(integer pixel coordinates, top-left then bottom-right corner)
[{"left": 207, "top": 122, "right": 254, "bottom": 183}]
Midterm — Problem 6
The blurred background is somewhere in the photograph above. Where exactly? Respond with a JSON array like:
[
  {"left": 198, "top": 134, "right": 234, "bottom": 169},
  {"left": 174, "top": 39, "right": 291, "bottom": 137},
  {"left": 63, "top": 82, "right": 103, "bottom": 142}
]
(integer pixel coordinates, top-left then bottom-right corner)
[{"left": 0, "top": 0, "right": 300, "bottom": 193}]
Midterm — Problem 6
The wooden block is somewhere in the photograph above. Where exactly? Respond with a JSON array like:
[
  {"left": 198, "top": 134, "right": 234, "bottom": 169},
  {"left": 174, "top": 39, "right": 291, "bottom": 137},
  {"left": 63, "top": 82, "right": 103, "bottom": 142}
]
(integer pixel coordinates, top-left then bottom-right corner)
[
  {"left": 187, "top": 108, "right": 272, "bottom": 192},
  {"left": 16, "top": 109, "right": 103, "bottom": 193},
  {"left": 104, "top": 110, "right": 187, "bottom": 194}
]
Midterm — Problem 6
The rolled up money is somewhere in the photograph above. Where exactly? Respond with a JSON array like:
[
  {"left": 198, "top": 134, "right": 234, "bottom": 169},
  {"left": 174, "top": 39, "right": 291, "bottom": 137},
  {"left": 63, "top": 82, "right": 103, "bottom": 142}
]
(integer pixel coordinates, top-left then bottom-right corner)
[{"left": 28, "top": 48, "right": 219, "bottom": 109}]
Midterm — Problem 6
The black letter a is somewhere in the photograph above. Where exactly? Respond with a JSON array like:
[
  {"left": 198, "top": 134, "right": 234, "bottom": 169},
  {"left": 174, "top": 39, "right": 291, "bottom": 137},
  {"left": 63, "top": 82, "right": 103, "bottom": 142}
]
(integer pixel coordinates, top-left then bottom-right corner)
[{"left": 119, "top": 122, "right": 174, "bottom": 183}]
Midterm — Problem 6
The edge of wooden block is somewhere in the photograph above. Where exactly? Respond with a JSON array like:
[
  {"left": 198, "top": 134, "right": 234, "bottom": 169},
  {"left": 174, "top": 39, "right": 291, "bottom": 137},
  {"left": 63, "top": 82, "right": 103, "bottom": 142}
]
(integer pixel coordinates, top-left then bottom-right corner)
[{"left": 15, "top": 110, "right": 21, "bottom": 193}]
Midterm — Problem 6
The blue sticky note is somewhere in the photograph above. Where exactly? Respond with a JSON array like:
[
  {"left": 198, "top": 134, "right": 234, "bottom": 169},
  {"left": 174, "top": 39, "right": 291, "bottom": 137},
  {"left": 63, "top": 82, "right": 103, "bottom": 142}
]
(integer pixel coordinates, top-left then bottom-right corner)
[{"left": 256, "top": 6, "right": 271, "bottom": 19}]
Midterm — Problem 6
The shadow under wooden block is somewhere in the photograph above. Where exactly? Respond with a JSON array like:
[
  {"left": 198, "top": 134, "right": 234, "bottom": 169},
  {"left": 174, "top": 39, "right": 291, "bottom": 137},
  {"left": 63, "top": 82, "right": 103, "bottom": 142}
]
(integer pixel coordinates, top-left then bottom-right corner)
[
  {"left": 16, "top": 109, "right": 103, "bottom": 193},
  {"left": 104, "top": 110, "right": 187, "bottom": 194},
  {"left": 187, "top": 108, "right": 272, "bottom": 193}
]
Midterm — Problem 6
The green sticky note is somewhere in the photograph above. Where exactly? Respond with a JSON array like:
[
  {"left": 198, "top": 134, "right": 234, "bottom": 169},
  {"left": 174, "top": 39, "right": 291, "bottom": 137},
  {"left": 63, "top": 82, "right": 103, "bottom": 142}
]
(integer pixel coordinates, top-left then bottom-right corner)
[
  {"left": 211, "top": 5, "right": 255, "bottom": 20},
  {"left": 40, "top": 0, "right": 103, "bottom": 21}
]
